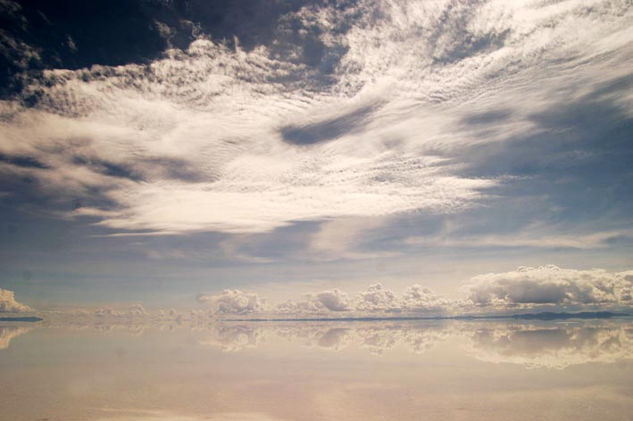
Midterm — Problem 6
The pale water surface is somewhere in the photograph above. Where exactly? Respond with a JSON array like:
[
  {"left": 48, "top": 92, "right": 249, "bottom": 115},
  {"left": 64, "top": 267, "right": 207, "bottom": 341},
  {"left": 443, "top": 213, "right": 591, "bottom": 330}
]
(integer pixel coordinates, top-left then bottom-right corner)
[{"left": 1, "top": 319, "right": 633, "bottom": 421}]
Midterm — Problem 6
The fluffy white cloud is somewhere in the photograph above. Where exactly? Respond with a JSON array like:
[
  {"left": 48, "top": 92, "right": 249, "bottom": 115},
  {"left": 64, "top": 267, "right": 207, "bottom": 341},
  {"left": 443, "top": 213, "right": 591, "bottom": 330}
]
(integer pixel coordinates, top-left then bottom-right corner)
[
  {"left": 197, "top": 265, "right": 633, "bottom": 317},
  {"left": 276, "top": 288, "right": 353, "bottom": 313},
  {"left": 315, "top": 289, "right": 352, "bottom": 312},
  {"left": 198, "top": 289, "right": 266, "bottom": 315},
  {"left": 264, "top": 284, "right": 453, "bottom": 316},
  {"left": 42, "top": 264, "right": 633, "bottom": 322},
  {"left": 356, "top": 283, "right": 400, "bottom": 312},
  {"left": 465, "top": 265, "right": 633, "bottom": 307},
  {"left": 275, "top": 298, "right": 324, "bottom": 315},
  {"left": 353, "top": 283, "right": 455, "bottom": 314},
  {"left": 400, "top": 284, "right": 455, "bottom": 312},
  {"left": 0, "top": 288, "right": 32, "bottom": 313}
]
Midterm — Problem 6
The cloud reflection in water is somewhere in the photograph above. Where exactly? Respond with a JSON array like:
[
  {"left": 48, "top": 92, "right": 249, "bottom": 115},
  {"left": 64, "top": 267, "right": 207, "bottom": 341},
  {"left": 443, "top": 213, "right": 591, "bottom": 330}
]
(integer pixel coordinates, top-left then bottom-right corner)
[{"left": 197, "top": 319, "right": 633, "bottom": 368}]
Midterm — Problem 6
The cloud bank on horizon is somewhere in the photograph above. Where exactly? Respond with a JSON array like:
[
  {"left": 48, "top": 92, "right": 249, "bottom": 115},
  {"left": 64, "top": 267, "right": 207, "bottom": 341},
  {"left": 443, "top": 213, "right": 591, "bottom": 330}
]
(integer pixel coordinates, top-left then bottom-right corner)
[
  {"left": 196, "top": 265, "right": 633, "bottom": 316},
  {"left": 8, "top": 265, "right": 631, "bottom": 319}
]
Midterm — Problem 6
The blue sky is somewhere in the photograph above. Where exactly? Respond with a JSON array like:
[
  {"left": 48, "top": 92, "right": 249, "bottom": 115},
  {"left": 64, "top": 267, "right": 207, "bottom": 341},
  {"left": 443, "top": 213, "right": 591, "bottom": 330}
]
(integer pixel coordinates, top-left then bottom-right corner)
[{"left": 1, "top": 0, "right": 632, "bottom": 314}]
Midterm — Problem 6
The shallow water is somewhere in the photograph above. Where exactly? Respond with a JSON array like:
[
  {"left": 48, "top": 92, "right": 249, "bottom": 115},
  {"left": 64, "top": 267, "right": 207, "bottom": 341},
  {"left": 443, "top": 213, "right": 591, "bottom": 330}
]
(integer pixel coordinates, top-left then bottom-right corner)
[{"left": 1, "top": 319, "right": 633, "bottom": 421}]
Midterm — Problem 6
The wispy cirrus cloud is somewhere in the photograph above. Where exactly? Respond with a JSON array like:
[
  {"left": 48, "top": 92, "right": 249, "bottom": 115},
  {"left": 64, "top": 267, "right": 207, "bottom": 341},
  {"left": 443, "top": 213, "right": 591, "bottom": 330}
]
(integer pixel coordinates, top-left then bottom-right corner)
[
  {"left": 404, "top": 225, "right": 633, "bottom": 250},
  {"left": 2, "top": 0, "right": 631, "bottom": 241}
]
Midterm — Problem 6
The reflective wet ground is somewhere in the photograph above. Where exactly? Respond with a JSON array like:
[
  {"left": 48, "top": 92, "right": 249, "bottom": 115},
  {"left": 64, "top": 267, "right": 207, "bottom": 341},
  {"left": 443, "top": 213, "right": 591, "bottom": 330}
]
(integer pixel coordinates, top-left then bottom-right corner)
[{"left": 1, "top": 319, "right": 633, "bottom": 421}]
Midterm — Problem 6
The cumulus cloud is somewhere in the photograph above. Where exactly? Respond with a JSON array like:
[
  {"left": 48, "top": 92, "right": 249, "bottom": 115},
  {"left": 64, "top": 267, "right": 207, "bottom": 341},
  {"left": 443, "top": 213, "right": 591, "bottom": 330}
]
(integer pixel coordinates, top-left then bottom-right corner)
[
  {"left": 352, "top": 283, "right": 456, "bottom": 314},
  {"left": 315, "top": 289, "right": 352, "bottom": 312},
  {"left": 465, "top": 265, "right": 633, "bottom": 308},
  {"left": 275, "top": 297, "right": 324, "bottom": 315},
  {"left": 198, "top": 289, "right": 266, "bottom": 315},
  {"left": 39, "top": 264, "right": 633, "bottom": 324},
  {"left": 37, "top": 264, "right": 633, "bottom": 328},
  {"left": 353, "top": 283, "right": 455, "bottom": 313},
  {"left": 356, "top": 283, "right": 400, "bottom": 312},
  {"left": 196, "top": 265, "right": 633, "bottom": 317},
  {"left": 276, "top": 288, "right": 353, "bottom": 313},
  {"left": 0, "top": 288, "right": 32, "bottom": 312},
  {"left": 400, "top": 284, "right": 455, "bottom": 312},
  {"left": 211, "top": 283, "right": 453, "bottom": 316}
]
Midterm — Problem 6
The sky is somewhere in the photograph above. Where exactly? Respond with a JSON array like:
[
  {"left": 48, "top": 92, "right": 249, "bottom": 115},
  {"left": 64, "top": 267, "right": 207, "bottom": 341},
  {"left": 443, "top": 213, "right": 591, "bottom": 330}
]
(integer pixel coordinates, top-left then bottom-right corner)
[{"left": 1, "top": 0, "right": 633, "bottom": 315}]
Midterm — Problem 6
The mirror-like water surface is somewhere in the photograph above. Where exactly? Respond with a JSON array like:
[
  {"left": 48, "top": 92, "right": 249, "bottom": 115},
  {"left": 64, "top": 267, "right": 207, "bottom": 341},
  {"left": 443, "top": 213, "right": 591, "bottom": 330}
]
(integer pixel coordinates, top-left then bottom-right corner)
[{"left": 2, "top": 319, "right": 633, "bottom": 421}]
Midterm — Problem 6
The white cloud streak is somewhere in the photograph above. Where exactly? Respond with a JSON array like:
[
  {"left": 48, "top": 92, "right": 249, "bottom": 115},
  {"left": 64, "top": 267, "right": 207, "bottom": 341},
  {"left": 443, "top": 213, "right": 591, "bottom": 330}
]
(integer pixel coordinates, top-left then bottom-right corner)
[{"left": 405, "top": 225, "right": 633, "bottom": 250}]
